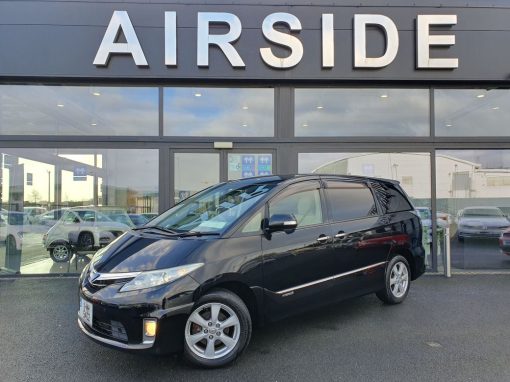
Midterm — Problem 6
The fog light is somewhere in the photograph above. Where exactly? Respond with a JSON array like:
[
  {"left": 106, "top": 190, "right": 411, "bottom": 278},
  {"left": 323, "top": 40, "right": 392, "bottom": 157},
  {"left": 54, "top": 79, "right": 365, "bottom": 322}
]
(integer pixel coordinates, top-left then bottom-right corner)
[{"left": 144, "top": 319, "right": 157, "bottom": 337}]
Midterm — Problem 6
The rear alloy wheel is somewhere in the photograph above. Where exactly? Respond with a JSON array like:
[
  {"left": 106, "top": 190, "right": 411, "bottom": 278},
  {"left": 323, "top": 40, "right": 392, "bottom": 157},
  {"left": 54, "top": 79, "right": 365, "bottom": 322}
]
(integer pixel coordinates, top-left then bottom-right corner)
[
  {"left": 376, "top": 255, "right": 411, "bottom": 304},
  {"left": 184, "top": 289, "right": 251, "bottom": 368},
  {"left": 50, "top": 243, "right": 71, "bottom": 262}
]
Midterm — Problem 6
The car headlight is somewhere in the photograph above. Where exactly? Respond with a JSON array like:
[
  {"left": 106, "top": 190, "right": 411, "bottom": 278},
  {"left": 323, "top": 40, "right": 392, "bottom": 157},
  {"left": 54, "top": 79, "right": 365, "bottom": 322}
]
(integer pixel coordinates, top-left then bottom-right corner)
[{"left": 119, "top": 263, "right": 203, "bottom": 293}]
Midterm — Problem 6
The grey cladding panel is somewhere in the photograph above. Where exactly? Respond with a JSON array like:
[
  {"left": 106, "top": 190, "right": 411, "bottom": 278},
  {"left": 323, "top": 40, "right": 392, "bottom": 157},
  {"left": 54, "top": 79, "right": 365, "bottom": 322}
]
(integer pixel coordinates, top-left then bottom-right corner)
[{"left": 1, "top": 1, "right": 510, "bottom": 81}]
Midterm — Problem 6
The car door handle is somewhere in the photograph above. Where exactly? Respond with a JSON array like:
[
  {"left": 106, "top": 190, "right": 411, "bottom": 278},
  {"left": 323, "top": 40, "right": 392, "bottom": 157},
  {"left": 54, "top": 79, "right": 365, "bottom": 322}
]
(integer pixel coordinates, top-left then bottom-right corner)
[
  {"left": 335, "top": 231, "right": 347, "bottom": 239},
  {"left": 316, "top": 235, "right": 331, "bottom": 243}
]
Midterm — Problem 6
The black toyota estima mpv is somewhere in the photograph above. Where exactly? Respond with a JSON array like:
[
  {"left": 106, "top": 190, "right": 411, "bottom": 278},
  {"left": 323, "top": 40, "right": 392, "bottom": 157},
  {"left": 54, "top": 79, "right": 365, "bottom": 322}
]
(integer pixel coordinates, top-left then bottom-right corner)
[{"left": 78, "top": 175, "right": 425, "bottom": 367}]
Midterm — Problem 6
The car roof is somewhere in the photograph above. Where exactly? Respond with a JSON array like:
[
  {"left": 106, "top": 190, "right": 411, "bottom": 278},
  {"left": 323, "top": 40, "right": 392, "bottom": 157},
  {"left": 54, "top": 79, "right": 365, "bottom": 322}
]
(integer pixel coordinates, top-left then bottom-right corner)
[{"left": 225, "top": 174, "right": 399, "bottom": 187}]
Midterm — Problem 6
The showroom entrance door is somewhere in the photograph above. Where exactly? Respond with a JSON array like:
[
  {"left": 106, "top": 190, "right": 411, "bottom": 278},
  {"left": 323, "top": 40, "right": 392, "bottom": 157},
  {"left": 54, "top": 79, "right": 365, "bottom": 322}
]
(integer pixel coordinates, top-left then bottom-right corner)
[{"left": 171, "top": 149, "right": 275, "bottom": 205}]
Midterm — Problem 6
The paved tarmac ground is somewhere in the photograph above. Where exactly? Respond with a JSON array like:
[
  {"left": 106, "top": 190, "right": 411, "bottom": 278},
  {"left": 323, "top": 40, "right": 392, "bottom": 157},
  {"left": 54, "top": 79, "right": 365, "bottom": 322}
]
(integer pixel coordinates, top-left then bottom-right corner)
[{"left": 0, "top": 275, "right": 509, "bottom": 382}]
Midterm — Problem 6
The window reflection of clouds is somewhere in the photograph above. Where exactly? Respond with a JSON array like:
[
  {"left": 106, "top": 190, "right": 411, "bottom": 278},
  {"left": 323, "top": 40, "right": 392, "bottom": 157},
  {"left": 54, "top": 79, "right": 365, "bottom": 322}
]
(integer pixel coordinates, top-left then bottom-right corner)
[
  {"left": 0, "top": 85, "right": 158, "bottom": 136},
  {"left": 164, "top": 88, "right": 274, "bottom": 137},
  {"left": 435, "top": 89, "right": 510, "bottom": 136},
  {"left": 295, "top": 89, "right": 429, "bottom": 137}
]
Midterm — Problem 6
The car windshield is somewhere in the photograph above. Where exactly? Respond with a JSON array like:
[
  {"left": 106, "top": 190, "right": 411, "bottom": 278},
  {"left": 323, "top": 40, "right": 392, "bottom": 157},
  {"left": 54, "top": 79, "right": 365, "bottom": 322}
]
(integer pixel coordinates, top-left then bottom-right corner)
[
  {"left": 150, "top": 181, "right": 278, "bottom": 233},
  {"left": 463, "top": 208, "right": 503, "bottom": 217}
]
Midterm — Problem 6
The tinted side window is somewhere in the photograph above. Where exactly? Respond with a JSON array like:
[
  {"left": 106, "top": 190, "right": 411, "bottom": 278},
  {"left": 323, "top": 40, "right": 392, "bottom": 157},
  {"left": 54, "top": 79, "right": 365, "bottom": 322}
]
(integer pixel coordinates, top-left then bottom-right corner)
[
  {"left": 324, "top": 181, "right": 377, "bottom": 221},
  {"left": 370, "top": 181, "right": 413, "bottom": 214},
  {"left": 269, "top": 188, "right": 323, "bottom": 228}
]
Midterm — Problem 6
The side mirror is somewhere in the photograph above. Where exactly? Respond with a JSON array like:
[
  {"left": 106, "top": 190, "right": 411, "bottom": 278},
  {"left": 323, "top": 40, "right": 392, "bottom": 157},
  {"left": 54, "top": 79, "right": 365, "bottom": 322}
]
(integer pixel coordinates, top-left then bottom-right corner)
[{"left": 266, "top": 213, "right": 298, "bottom": 232}]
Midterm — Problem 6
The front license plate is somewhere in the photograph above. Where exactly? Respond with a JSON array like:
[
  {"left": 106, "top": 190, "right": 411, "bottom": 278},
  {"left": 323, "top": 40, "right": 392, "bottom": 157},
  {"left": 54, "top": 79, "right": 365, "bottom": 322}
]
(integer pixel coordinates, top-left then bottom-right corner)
[
  {"left": 504, "top": 241, "right": 510, "bottom": 246},
  {"left": 79, "top": 297, "right": 93, "bottom": 327}
]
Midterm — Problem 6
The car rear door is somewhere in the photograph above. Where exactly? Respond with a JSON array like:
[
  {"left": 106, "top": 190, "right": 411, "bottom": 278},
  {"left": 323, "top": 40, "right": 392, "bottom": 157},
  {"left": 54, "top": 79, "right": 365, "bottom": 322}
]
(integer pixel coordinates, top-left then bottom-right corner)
[
  {"left": 323, "top": 179, "right": 391, "bottom": 291},
  {"left": 261, "top": 180, "right": 336, "bottom": 319}
]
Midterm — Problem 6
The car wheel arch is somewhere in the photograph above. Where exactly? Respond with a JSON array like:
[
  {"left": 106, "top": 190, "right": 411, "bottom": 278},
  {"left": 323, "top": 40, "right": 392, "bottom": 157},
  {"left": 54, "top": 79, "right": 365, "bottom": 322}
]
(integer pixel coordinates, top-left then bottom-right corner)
[
  {"left": 47, "top": 239, "right": 70, "bottom": 249},
  {"left": 194, "top": 279, "right": 261, "bottom": 326},
  {"left": 388, "top": 249, "right": 416, "bottom": 280},
  {"left": 77, "top": 231, "right": 95, "bottom": 244}
]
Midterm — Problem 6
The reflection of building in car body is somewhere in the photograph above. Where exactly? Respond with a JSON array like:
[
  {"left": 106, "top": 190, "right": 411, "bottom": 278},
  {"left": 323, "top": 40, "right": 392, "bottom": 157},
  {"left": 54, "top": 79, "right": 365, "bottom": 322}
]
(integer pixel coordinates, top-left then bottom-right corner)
[{"left": 43, "top": 208, "right": 132, "bottom": 263}]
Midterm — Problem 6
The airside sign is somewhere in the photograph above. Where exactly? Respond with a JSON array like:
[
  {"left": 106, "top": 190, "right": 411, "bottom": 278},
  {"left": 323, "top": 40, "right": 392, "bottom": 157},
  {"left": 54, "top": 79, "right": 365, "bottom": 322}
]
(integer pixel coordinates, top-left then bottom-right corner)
[{"left": 93, "top": 11, "right": 458, "bottom": 70}]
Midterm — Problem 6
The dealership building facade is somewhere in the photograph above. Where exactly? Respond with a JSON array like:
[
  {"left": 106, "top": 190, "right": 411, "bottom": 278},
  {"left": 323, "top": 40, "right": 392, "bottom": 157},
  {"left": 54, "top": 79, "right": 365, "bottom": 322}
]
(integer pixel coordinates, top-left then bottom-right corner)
[{"left": 1, "top": 0, "right": 510, "bottom": 275}]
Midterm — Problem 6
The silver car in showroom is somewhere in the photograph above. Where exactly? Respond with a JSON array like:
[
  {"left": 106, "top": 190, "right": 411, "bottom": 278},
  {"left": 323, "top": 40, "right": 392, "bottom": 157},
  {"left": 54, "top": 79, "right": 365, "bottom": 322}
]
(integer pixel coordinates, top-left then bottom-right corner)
[
  {"left": 43, "top": 208, "right": 132, "bottom": 262},
  {"left": 456, "top": 206, "right": 510, "bottom": 242}
]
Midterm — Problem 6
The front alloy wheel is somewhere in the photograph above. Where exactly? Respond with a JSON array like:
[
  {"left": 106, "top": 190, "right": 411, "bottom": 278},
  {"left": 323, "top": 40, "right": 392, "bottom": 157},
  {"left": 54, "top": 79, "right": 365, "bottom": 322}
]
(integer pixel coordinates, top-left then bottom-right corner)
[
  {"left": 184, "top": 289, "right": 251, "bottom": 368},
  {"left": 50, "top": 244, "right": 71, "bottom": 262},
  {"left": 376, "top": 255, "right": 411, "bottom": 304}
]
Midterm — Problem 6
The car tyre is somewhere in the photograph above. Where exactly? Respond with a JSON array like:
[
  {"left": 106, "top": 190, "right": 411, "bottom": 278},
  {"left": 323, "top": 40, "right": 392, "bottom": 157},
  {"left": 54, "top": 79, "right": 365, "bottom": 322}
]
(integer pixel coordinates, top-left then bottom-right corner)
[
  {"left": 376, "top": 255, "right": 411, "bottom": 305},
  {"left": 50, "top": 243, "right": 71, "bottom": 262},
  {"left": 183, "top": 289, "right": 252, "bottom": 368},
  {"left": 6, "top": 235, "right": 18, "bottom": 256}
]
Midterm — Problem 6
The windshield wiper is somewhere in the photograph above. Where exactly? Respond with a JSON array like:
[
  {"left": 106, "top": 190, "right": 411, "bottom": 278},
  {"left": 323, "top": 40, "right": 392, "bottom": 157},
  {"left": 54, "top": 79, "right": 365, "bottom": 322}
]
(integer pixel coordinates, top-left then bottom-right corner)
[
  {"left": 178, "top": 231, "right": 221, "bottom": 238},
  {"left": 132, "top": 226, "right": 179, "bottom": 235}
]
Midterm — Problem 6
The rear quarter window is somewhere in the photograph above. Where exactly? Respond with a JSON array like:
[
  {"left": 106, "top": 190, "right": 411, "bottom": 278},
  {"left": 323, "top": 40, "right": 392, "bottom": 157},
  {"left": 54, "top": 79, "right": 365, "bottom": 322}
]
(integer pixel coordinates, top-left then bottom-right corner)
[
  {"left": 324, "top": 181, "right": 378, "bottom": 221},
  {"left": 370, "top": 181, "right": 413, "bottom": 214}
]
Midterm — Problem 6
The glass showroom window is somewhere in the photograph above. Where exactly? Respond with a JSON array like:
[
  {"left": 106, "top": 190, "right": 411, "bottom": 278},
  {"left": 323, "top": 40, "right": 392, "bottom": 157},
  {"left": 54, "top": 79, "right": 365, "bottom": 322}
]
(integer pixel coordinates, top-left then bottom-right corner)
[
  {"left": 436, "top": 150, "right": 510, "bottom": 270},
  {"left": 174, "top": 153, "right": 220, "bottom": 204},
  {"left": 435, "top": 89, "right": 510, "bottom": 136},
  {"left": 164, "top": 87, "right": 274, "bottom": 136},
  {"left": 295, "top": 88, "right": 430, "bottom": 137},
  {"left": 0, "top": 85, "right": 159, "bottom": 135},
  {"left": 0, "top": 148, "right": 158, "bottom": 275},
  {"left": 298, "top": 152, "right": 434, "bottom": 267}
]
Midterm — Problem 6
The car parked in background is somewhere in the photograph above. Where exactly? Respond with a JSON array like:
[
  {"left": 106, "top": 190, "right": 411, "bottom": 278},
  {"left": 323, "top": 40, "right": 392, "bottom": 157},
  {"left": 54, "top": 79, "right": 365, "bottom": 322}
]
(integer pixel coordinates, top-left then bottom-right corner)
[
  {"left": 32, "top": 208, "right": 67, "bottom": 227},
  {"left": 24, "top": 207, "right": 47, "bottom": 224},
  {"left": 415, "top": 207, "right": 449, "bottom": 230},
  {"left": 78, "top": 175, "right": 425, "bottom": 368},
  {"left": 498, "top": 229, "right": 510, "bottom": 255},
  {"left": 415, "top": 207, "right": 450, "bottom": 243},
  {"left": 0, "top": 211, "right": 29, "bottom": 254},
  {"left": 456, "top": 206, "right": 510, "bottom": 242},
  {"left": 437, "top": 211, "right": 452, "bottom": 227},
  {"left": 44, "top": 208, "right": 131, "bottom": 262}
]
